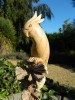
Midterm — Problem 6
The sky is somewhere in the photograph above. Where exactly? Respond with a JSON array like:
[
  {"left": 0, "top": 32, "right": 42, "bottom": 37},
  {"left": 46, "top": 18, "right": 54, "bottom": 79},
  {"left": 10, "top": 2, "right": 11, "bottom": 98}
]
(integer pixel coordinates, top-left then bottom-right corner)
[{"left": 35, "top": 0, "right": 75, "bottom": 33}]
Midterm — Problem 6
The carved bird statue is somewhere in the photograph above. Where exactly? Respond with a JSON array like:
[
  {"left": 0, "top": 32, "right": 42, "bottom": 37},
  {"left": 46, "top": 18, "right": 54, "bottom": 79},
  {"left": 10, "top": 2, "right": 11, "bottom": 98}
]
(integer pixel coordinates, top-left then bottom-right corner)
[
  {"left": 23, "top": 11, "right": 50, "bottom": 67},
  {"left": 15, "top": 11, "right": 50, "bottom": 100}
]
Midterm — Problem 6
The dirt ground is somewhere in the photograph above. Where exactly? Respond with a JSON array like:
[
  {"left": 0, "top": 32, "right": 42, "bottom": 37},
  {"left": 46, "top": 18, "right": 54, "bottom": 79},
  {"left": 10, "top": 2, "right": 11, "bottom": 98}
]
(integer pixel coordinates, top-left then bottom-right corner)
[{"left": 46, "top": 64, "right": 75, "bottom": 88}]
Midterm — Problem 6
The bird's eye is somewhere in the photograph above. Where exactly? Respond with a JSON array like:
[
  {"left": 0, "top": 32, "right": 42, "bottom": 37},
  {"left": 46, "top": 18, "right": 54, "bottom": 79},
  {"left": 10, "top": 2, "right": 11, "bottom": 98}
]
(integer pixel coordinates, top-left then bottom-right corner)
[{"left": 29, "top": 24, "right": 32, "bottom": 27}]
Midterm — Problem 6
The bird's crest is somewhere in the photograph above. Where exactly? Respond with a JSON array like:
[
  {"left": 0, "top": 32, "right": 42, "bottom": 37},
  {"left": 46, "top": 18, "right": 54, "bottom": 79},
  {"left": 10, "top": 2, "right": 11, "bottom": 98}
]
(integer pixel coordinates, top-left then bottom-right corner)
[{"left": 27, "top": 11, "right": 44, "bottom": 24}]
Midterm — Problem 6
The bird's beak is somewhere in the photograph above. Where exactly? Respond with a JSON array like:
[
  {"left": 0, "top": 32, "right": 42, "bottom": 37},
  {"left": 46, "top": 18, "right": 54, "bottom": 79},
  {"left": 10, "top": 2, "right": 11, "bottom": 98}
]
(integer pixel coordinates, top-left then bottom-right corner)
[{"left": 24, "top": 29, "right": 29, "bottom": 37}]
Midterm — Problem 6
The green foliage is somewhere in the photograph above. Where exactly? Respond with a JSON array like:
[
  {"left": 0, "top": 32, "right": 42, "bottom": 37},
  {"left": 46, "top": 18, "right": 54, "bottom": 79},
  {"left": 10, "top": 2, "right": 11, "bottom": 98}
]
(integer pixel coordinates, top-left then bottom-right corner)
[
  {"left": 41, "top": 90, "right": 56, "bottom": 100},
  {"left": 41, "top": 85, "right": 48, "bottom": 92},
  {"left": 48, "top": 89, "right": 56, "bottom": 96},
  {"left": 33, "top": 3, "right": 53, "bottom": 19},
  {"left": 41, "top": 78, "right": 75, "bottom": 99},
  {"left": 47, "top": 19, "right": 75, "bottom": 52},
  {"left": 42, "top": 92, "right": 49, "bottom": 100},
  {"left": 0, "top": 0, "right": 52, "bottom": 51},
  {"left": 0, "top": 17, "right": 16, "bottom": 54},
  {"left": 0, "top": 34, "right": 14, "bottom": 55},
  {"left": 0, "top": 17, "right": 16, "bottom": 46},
  {"left": 41, "top": 85, "right": 56, "bottom": 99},
  {"left": 0, "top": 58, "right": 21, "bottom": 98},
  {"left": 0, "top": 58, "right": 75, "bottom": 99}
]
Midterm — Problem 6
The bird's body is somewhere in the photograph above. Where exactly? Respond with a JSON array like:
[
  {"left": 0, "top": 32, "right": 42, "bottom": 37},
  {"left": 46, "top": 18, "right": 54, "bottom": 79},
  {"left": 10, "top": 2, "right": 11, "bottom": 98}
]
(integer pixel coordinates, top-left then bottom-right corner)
[{"left": 23, "top": 11, "right": 50, "bottom": 66}]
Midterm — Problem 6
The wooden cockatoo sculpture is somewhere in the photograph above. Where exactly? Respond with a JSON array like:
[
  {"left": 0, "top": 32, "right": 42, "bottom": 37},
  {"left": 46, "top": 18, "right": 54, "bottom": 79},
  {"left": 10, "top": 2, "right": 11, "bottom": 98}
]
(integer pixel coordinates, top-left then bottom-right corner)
[
  {"left": 23, "top": 11, "right": 50, "bottom": 67},
  {"left": 23, "top": 11, "right": 50, "bottom": 91},
  {"left": 15, "top": 11, "right": 50, "bottom": 100}
]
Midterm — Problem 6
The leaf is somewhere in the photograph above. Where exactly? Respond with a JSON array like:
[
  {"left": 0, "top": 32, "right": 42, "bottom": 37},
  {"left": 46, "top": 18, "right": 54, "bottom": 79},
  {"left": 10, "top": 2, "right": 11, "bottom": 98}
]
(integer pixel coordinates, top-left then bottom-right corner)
[
  {"left": 42, "top": 85, "right": 48, "bottom": 92},
  {"left": 0, "top": 90, "right": 8, "bottom": 98},
  {"left": 42, "top": 92, "right": 49, "bottom": 100},
  {"left": 48, "top": 89, "right": 56, "bottom": 96},
  {"left": 0, "top": 58, "right": 21, "bottom": 98}
]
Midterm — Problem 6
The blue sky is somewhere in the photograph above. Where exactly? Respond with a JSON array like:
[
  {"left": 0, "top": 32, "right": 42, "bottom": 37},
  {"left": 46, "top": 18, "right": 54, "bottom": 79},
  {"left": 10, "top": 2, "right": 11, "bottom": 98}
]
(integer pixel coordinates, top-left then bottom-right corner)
[{"left": 36, "top": 0, "right": 75, "bottom": 33}]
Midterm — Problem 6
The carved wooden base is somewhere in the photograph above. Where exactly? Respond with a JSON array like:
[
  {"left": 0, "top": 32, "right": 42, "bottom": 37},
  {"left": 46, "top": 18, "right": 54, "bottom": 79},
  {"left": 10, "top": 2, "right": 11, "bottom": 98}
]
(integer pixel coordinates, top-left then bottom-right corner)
[{"left": 15, "top": 59, "right": 47, "bottom": 100}]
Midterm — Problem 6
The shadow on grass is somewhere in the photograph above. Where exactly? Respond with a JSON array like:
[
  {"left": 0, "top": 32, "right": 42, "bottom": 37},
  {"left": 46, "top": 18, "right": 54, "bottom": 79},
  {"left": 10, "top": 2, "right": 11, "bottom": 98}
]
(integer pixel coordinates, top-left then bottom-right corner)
[
  {"left": 44, "top": 77, "right": 75, "bottom": 99},
  {"left": 49, "top": 51, "right": 75, "bottom": 72},
  {"left": 19, "top": 77, "right": 75, "bottom": 99}
]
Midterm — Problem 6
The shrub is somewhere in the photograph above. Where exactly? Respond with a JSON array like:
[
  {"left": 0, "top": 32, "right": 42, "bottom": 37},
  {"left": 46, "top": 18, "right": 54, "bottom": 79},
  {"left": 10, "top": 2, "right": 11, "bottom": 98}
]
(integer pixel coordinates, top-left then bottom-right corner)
[
  {"left": 0, "top": 58, "right": 21, "bottom": 98},
  {"left": 0, "top": 17, "right": 16, "bottom": 46},
  {"left": 0, "top": 34, "right": 14, "bottom": 55}
]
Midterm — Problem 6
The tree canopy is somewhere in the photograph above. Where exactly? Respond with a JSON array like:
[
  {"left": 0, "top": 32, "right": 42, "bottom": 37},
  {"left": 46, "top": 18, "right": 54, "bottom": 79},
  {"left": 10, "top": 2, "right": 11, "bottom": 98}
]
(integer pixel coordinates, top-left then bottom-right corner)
[
  {"left": 0, "top": 0, "right": 53, "bottom": 51},
  {"left": 72, "top": 0, "right": 75, "bottom": 6}
]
